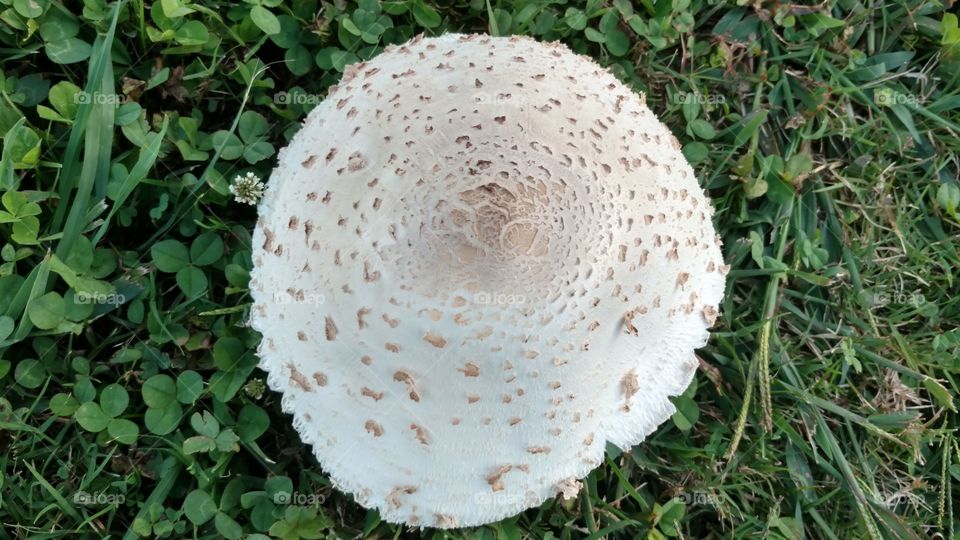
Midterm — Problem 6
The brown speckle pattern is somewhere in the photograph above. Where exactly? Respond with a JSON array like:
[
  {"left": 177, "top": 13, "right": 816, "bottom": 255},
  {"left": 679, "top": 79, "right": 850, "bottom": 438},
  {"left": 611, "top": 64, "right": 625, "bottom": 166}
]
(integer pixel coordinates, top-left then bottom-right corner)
[{"left": 249, "top": 32, "right": 726, "bottom": 530}]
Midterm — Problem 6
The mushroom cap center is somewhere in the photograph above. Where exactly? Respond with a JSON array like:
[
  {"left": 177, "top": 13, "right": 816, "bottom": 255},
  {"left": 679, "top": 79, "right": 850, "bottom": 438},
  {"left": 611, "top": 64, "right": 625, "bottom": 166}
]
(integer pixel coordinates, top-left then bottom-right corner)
[{"left": 379, "top": 144, "right": 602, "bottom": 300}]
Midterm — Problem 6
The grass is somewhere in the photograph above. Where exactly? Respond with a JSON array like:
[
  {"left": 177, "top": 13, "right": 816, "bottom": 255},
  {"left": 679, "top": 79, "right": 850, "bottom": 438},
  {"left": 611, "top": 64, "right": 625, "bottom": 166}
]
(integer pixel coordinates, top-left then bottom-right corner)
[{"left": 0, "top": 0, "right": 958, "bottom": 538}]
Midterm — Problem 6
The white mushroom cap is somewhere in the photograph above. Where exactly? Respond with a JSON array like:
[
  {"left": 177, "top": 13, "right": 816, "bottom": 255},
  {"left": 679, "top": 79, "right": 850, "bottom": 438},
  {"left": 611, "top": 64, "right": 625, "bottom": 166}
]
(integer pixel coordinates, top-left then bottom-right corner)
[{"left": 249, "top": 33, "right": 727, "bottom": 528}]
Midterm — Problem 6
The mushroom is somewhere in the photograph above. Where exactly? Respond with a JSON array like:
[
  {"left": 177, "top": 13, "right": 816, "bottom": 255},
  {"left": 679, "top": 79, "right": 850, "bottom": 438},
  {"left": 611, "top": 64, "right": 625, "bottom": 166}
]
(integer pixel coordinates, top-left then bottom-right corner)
[{"left": 249, "top": 33, "right": 727, "bottom": 528}]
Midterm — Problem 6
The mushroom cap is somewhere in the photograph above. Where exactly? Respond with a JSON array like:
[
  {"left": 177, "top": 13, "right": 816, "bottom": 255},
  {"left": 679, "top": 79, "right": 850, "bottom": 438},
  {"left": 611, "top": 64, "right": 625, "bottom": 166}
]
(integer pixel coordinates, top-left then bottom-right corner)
[{"left": 250, "top": 33, "right": 727, "bottom": 528}]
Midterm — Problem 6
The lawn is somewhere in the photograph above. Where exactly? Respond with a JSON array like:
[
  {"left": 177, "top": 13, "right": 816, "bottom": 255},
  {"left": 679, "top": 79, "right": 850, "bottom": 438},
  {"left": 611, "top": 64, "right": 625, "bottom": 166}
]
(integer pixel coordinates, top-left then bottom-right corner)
[{"left": 0, "top": 0, "right": 958, "bottom": 538}]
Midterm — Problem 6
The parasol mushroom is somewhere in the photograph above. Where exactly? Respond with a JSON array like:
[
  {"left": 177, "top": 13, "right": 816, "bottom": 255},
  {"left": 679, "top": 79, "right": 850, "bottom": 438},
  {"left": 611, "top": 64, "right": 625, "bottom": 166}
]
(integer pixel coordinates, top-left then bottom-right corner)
[{"left": 249, "top": 33, "right": 728, "bottom": 528}]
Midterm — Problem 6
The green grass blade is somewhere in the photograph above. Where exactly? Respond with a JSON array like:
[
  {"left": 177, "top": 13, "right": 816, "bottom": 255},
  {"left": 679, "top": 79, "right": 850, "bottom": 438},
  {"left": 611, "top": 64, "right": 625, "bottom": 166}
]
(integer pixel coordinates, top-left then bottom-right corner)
[{"left": 91, "top": 117, "right": 168, "bottom": 246}]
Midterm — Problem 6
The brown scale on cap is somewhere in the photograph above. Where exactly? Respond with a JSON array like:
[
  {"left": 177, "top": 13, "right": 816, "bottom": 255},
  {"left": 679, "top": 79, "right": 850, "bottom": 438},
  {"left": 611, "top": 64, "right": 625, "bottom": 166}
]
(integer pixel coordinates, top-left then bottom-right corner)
[
  {"left": 434, "top": 514, "right": 458, "bottom": 528},
  {"left": 324, "top": 316, "right": 338, "bottom": 341},
  {"left": 287, "top": 364, "right": 312, "bottom": 392},
  {"left": 486, "top": 465, "right": 513, "bottom": 492},
  {"left": 409, "top": 423, "right": 430, "bottom": 445},
  {"left": 357, "top": 308, "right": 371, "bottom": 329},
  {"left": 393, "top": 370, "right": 421, "bottom": 402},
  {"left": 386, "top": 486, "right": 417, "bottom": 509},
  {"left": 361, "top": 387, "right": 384, "bottom": 401},
  {"left": 261, "top": 228, "right": 274, "bottom": 252},
  {"left": 423, "top": 332, "right": 447, "bottom": 348},
  {"left": 458, "top": 362, "right": 480, "bottom": 377},
  {"left": 621, "top": 369, "right": 639, "bottom": 411},
  {"left": 622, "top": 310, "right": 639, "bottom": 335},
  {"left": 702, "top": 305, "right": 718, "bottom": 326},
  {"left": 365, "top": 420, "right": 384, "bottom": 437}
]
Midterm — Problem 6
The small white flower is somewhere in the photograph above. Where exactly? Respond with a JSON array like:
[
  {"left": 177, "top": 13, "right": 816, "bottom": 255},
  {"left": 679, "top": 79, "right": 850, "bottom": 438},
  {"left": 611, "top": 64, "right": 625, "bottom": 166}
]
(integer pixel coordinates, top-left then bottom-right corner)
[{"left": 229, "top": 171, "right": 265, "bottom": 205}]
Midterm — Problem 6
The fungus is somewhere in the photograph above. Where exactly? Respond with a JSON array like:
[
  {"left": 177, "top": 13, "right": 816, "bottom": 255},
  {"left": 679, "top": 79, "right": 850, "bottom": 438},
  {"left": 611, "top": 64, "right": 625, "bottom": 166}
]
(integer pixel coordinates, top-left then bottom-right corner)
[{"left": 249, "top": 33, "right": 726, "bottom": 529}]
